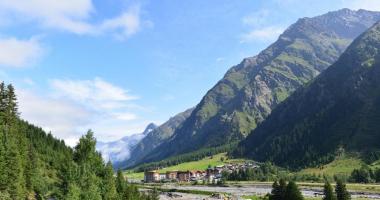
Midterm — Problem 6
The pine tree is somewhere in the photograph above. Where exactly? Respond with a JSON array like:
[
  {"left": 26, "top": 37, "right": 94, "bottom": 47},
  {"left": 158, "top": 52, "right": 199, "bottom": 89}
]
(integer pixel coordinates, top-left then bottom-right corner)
[
  {"left": 375, "top": 168, "right": 380, "bottom": 183},
  {"left": 66, "top": 183, "right": 81, "bottom": 200},
  {"left": 279, "top": 179, "right": 287, "bottom": 200},
  {"left": 4, "top": 84, "right": 19, "bottom": 125},
  {"left": 269, "top": 180, "right": 282, "bottom": 200},
  {"left": 284, "top": 181, "right": 304, "bottom": 200},
  {"left": 25, "top": 144, "right": 39, "bottom": 191},
  {"left": 80, "top": 173, "right": 102, "bottom": 200},
  {"left": 0, "top": 83, "right": 7, "bottom": 192},
  {"left": 0, "top": 133, "right": 7, "bottom": 191},
  {"left": 5, "top": 137, "right": 23, "bottom": 199},
  {"left": 0, "top": 82, "right": 6, "bottom": 121},
  {"left": 123, "top": 184, "right": 140, "bottom": 200},
  {"left": 335, "top": 180, "right": 350, "bottom": 200},
  {"left": 116, "top": 169, "right": 126, "bottom": 196},
  {"left": 74, "top": 130, "right": 97, "bottom": 165},
  {"left": 102, "top": 161, "right": 118, "bottom": 200},
  {"left": 323, "top": 181, "right": 337, "bottom": 200}
]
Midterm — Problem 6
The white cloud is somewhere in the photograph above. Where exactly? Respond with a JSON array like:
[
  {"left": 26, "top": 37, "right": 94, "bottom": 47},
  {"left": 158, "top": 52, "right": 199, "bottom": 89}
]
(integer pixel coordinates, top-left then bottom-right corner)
[
  {"left": 342, "top": 0, "right": 380, "bottom": 11},
  {"left": 0, "top": 0, "right": 94, "bottom": 34},
  {"left": 0, "top": 37, "right": 43, "bottom": 68},
  {"left": 113, "top": 112, "right": 137, "bottom": 121},
  {"left": 0, "top": 0, "right": 150, "bottom": 39},
  {"left": 18, "top": 88, "right": 92, "bottom": 146},
  {"left": 17, "top": 77, "right": 147, "bottom": 147},
  {"left": 216, "top": 57, "right": 225, "bottom": 62},
  {"left": 100, "top": 5, "right": 144, "bottom": 40},
  {"left": 50, "top": 77, "right": 138, "bottom": 110},
  {"left": 240, "top": 9, "right": 285, "bottom": 43},
  {"left": 240, "top": 26, "right": 285, "bottom": 43}
]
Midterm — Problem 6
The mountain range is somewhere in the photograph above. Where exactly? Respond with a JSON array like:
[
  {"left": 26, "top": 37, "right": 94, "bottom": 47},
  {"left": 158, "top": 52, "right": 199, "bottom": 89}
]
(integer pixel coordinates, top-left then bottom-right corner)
[
  {"left": 125, "top": 108, "right": 194, "bottom": 168},
  {"left": 235, "top": 20, "right": 380, "bottom": 169},
  {"left": 125, "top": 8, "right": 380, "bottom": 167},
  {"left": 96, "top": 123, "right": 157, "bottom": 168}
]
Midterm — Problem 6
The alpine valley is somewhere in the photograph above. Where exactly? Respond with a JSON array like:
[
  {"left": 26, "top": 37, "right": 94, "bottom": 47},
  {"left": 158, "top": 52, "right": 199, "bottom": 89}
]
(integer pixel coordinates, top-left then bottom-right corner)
[
  {"left": 125, "top": 8, "right": 380, "bottom": 168},
  {"left": 3, "top": 3, "right": 380, "bottom": 200}
]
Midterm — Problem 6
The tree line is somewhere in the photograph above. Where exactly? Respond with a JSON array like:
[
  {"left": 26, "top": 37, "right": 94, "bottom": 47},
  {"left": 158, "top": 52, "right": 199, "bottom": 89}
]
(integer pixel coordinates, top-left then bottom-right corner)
[
  {"left": 265, "top": 179, "right": 350, "bottom": 200},
  {"left": 0, "top": 82, "right": 158, "bottom": 199},
  {"left": 349, "top": 165, "right": 380, "bottom": 183}
]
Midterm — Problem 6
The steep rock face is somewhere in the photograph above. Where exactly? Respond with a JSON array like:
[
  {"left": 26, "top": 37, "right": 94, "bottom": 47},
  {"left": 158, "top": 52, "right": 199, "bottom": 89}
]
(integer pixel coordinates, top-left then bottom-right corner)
[
  {"left": 135, "top": 9, "right": 380, "bottom": 165},
  {"left": 124, "top": 108, "right": 194, "bottom": 168},
  {"left": 237, "top": 21, "right": 380, "bottom": 168}
]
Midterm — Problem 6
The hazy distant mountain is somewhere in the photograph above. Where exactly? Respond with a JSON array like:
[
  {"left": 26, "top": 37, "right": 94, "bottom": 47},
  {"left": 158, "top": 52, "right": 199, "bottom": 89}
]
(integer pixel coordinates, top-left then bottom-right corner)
[
  {"left": 236, "top": 21, "right": 380, "bottom": 169},
  {"left": 96, "top": 123, "right": 157, "bottom": 168},
  {"left": 124, "top": 108, "right": 194, "bottom": 168},
  {"left": 135, "top": 9, "right": 380, "bottom": 165}
]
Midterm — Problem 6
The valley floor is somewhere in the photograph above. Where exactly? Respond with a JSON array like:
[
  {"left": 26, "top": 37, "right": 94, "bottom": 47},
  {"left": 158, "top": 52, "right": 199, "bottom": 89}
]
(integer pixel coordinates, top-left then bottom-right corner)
[
  {"left": 129, "top": 153, "right": 380, "bottom": 199},
  {"left": 148, "top": 182, "right": 380, "bottom": 200}
]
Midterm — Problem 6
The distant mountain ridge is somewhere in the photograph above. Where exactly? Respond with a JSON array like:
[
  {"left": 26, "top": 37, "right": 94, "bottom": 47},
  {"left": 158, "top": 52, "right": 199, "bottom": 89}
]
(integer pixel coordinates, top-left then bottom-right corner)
[
  {"left": 96, "top": 123, "right": 157, "bottom": 168},
  {"left": 130, "top": 9, "right": 380, "bottom": 166},
  {"left": 236, "top": 21, "right": 380, "bottom": 168},
  {"left": 125, "top": 108, "right": 194, "bottom": 168}
]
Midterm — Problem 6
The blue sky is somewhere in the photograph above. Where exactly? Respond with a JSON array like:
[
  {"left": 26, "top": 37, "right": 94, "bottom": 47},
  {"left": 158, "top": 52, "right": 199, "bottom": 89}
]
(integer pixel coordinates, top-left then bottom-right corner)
[{"left": 0, "top": 0, "right": 378, "bottom": 146}]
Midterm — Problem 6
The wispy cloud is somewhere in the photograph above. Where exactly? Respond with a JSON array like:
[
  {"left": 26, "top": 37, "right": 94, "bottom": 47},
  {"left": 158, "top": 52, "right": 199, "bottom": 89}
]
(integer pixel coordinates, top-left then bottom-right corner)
[
  {"left": 240, "top": 26, "right": 285, "bottom": 43},
  {"left": 100, "top": 5, "right": 151, "bottom": 40},
  {"left": 0, "top": 36, "right": 44, "bottom": 68},
  {"left": 17, "top": 77, "right": 148, "bottom": 147},
  {"left": 0, "top": 0, "right": 151, "bottom": 39},
  {"left": 50, "top": 77, "right": 139, "bottom": 109},
  {"left": 240, "top": 9, "right": 285, "bottom": 43},
  {"left": 216, "top": 57, "right": 225, "bottom": 62},
  {"left": 18, "top": 88, "right": 92, "bottom": 146}
]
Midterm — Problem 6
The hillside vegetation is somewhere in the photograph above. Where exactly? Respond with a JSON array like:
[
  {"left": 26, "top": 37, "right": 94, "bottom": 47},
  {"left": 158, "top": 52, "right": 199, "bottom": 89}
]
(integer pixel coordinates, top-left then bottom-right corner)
[
  {"left": 236, "top": 21, "right": 380, "bottom": 169},
  {"left": 129, "top": 9, "right": 380, "bottom": 167},
  {"left": 0, "top": 82, "right": 158, "bottom": 200},
  {"left": 298, "top": 156, "right": 364, "bottom": 176}
]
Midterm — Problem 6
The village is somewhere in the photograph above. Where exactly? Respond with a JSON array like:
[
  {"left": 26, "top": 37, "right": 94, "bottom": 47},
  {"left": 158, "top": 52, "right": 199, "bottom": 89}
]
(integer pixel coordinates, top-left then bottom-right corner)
[{"left": 143, "top": 162, "right": 259, "bottom": 183}]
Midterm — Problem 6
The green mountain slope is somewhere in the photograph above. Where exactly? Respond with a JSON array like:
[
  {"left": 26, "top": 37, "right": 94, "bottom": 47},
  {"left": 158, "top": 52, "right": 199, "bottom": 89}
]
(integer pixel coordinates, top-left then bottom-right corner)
[
  {"left": 133, "top": 9, "right": 380, "bottom": 165},
  {"left": 125, "top": 108, "right": 194, "bottom": 168},
  {"left": 0, "top": 83, "right": 157, "bottom": 199},
  {"left": 236, "top": 21, "right": 380, "bottom": 169}
]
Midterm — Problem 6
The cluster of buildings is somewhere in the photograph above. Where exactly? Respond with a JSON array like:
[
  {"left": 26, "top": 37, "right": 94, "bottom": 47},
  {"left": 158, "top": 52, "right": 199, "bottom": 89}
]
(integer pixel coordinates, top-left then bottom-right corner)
[
  {"left": 144, "top": 170, "right": 207, "bottom": 183},
  {"left": 143, "top": 162, "right": 258, "bottom": 183}
]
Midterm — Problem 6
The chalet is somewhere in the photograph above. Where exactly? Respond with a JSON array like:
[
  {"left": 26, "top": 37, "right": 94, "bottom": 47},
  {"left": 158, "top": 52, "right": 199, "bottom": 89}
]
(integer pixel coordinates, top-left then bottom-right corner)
[
  {"left": 159, "top": 173, "right": 166, "bottom": 180},
  {"left": 177, "top": 171, "right": 191, "bottom": 182},
  {"left": 189, "top": 170, "right": 206, "bottom": 180},
  {"left": 144, "top": 171, "right": 160, "bottom": 183}
]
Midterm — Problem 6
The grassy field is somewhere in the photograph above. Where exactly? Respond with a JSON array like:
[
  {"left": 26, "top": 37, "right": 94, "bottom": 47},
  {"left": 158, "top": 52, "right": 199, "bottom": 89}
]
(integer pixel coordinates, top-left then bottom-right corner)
[
  {"left": 298, "top": 156, "right": 364, "bottom": 176},
  {"left": 125, "top": 153, "right": 248, "bottom": 180},
  {"left": 298, "top": 154, "right": 380, "bottom": 176}
]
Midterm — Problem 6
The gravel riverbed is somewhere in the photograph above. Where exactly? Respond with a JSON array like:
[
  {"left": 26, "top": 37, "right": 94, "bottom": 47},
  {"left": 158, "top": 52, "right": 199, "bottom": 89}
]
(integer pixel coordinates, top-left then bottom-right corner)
[{"left": 156, "top": 183, "right": 380, "bottom": 199}]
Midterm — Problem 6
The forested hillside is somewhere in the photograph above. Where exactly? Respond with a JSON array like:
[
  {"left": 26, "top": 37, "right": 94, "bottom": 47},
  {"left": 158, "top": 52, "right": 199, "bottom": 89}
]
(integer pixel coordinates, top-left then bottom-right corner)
[
  {"left": 0, "top": 82, "right": 157, "bottom": 200},
  {"left": 235, "top": 21, "right": 380, "bottom": 169},
  {"left": 131, "top": 9, "right": 380, "bottom": 166}
]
